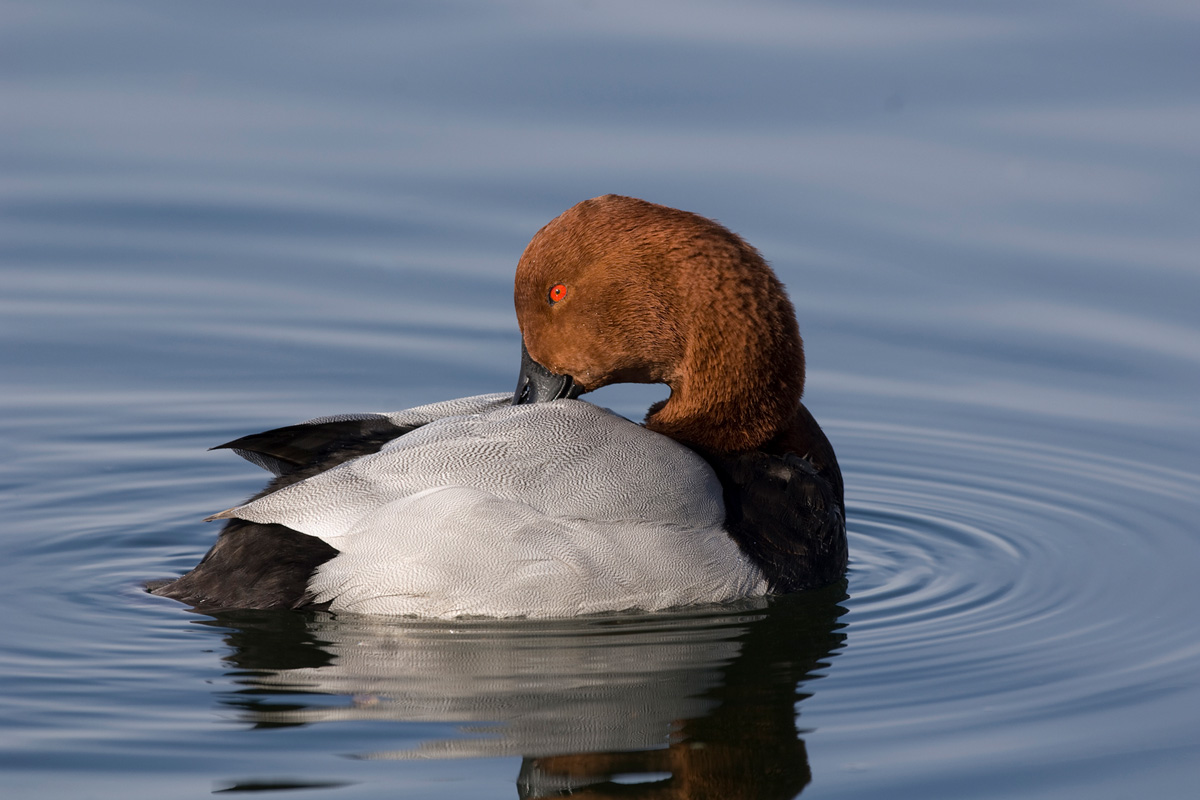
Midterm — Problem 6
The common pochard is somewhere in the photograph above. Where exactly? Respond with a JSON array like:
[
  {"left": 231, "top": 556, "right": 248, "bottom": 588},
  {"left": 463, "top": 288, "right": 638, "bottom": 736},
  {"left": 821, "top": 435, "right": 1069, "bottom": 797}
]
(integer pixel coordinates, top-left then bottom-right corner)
[{"left": 149, "top": 195, "right": 846, "bottom": 617}]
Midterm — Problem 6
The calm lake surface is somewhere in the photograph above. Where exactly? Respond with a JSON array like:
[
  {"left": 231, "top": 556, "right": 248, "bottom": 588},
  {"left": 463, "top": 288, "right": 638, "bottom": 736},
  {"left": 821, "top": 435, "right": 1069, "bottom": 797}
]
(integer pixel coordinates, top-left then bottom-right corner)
[{"left": 2, "top": 1, "right": 1198, "bottom": 797}]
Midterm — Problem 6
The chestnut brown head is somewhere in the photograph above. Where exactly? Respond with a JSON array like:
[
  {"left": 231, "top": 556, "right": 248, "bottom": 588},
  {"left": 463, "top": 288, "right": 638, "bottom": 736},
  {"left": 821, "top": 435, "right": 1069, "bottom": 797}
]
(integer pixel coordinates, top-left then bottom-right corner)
[{"left": 513, "top": 195, "right": 805, "bottom": 454}]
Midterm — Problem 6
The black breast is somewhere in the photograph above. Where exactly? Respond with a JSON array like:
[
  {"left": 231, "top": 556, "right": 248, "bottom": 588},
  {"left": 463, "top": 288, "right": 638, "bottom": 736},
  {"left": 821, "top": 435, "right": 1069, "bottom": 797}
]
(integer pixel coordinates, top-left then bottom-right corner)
[{"left": 702, "top": 448, "right": 847, "bottom": 593}]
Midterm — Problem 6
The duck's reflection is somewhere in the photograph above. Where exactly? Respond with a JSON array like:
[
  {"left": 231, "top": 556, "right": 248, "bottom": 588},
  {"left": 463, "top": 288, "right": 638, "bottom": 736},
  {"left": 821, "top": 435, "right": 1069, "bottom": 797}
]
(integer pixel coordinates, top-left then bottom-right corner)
[{"left": 201, "top": 582, "right": 846, "bottom": 799}]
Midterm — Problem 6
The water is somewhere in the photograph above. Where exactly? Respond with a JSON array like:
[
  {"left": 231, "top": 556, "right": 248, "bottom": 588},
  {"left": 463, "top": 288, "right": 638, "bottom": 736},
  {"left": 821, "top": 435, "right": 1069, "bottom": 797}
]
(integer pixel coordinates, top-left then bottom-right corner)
[{"left": 2, "top": 1, "right": 1198, "bottom": 797}]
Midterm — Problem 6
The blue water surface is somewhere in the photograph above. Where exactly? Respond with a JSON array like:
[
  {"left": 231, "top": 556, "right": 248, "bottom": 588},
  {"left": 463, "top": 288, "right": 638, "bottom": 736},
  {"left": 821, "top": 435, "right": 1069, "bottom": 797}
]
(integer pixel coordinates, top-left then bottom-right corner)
[{"left": 2, "top": 1, "right": 1199, "bottom": 798}]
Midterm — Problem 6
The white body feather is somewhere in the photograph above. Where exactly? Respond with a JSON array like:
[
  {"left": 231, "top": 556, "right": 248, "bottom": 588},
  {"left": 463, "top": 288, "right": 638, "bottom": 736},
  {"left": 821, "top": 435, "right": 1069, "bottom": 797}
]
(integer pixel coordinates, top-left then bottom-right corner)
[{"left": 213, "top": 394, "right": 767, "bottom": 617}]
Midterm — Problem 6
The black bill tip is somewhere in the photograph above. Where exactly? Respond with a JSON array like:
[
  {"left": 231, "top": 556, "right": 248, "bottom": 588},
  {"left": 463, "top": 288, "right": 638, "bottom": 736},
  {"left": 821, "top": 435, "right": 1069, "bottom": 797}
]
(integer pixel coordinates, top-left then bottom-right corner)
[{"left": 513, "top": 342, "right": 584, "bottom": 405}]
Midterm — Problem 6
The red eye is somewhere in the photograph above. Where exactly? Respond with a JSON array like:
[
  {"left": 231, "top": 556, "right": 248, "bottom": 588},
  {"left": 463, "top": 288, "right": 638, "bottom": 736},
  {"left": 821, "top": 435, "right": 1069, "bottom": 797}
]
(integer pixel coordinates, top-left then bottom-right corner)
[{"left": 548, "top": 283, "right": 567, "bottom": 304}]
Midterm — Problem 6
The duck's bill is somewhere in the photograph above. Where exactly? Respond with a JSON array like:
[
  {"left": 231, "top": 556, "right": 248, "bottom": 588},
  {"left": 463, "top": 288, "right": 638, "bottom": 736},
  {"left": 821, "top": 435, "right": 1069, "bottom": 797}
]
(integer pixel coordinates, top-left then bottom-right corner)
[{"left": 513, "top": 343, "right": 585, "bottom": 405}]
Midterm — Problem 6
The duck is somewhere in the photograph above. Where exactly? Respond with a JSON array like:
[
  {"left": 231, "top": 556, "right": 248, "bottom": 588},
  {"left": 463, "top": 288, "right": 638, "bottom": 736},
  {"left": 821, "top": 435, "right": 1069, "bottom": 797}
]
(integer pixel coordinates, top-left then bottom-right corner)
[{"left": 148, "top": 195, "right": 846, "bottom": 617}]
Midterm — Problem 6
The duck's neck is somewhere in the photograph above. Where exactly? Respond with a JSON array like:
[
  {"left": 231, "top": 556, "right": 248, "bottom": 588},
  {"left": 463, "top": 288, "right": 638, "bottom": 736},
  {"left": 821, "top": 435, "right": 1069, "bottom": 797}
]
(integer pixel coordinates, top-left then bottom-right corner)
[
  {"left": 644, "top": 325, "right": 806, "bottom": 454},
  {"left": 644, "top": 392, "right": 770, "bottom": 454},
  {"left": 629, "top": 209, "right": 807, "bottom": 455}
]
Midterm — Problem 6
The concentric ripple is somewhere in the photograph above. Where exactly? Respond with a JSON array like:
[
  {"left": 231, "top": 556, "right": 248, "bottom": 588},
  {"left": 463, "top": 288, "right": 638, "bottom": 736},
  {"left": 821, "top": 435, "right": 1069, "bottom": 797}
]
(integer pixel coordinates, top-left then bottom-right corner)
[{"left": 811, "top": 421, "right": 1200, "bottom": 762}]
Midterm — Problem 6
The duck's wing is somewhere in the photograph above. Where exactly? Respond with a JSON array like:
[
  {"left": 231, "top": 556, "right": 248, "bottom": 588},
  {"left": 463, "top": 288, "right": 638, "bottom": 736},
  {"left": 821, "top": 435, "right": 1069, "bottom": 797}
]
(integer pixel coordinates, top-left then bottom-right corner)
[
  {"left": 214, "top": 416, "right": 416, "bottom": 479},
  {"left": 707, "top": 450, "right": 847, "bottom": 593},
  {"left": 212, "top": 393, "right": 513, "bottom": 481}
]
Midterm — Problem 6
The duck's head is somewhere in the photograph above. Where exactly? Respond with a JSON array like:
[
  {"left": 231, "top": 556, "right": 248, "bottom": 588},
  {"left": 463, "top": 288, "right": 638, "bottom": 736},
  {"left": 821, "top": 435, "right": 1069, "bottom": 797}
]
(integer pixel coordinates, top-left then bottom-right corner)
[{"left": 513, "top": 195, "right": 806, "bottom": 455}]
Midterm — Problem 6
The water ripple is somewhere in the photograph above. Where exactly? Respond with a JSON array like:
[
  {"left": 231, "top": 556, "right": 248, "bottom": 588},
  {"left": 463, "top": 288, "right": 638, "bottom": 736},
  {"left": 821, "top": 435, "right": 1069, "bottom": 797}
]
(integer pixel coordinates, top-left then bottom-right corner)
[{"left": 820, "top": 421, "right": 1200, "bottom": 737}]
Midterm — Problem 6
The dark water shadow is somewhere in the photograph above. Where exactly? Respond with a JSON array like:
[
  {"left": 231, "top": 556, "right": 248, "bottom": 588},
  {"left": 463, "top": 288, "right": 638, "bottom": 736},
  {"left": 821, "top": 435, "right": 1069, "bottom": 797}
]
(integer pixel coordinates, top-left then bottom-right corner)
[{"left": 197, "top": 583, "right": 847, "bottom": 798}]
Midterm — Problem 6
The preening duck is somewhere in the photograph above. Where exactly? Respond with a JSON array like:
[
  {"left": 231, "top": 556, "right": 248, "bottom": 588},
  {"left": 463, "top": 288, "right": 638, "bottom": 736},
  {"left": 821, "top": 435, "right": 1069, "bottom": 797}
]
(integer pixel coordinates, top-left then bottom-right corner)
[{"left": 149, "top": 195, "right": 846, "bottom": 617}]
